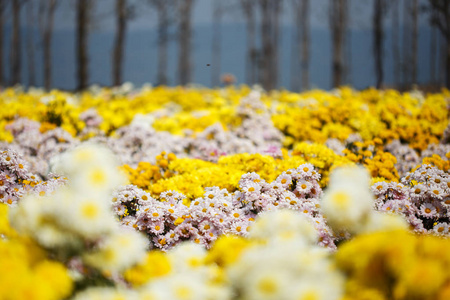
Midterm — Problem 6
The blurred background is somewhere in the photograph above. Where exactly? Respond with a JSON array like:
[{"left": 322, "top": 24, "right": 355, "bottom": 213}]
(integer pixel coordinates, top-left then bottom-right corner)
[{"left": 0, "top": 0, "right": 448, "bottom": 91}]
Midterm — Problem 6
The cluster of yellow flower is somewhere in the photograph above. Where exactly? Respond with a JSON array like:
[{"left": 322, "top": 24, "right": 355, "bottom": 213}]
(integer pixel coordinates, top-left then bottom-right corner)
[
  {"left": 273, "top": 88, "right": 449, "bottom": 150},
  {"left": 419, "top": 153, "right": 450, "bottom": 173},
  {"left": 338, "top": 230, "right": 450, "bottom": 300},
  {"left": 118, "top": 165, "right": 450, "bottom": 300},
  {"left": 343, "top": 140, "right": 399, "bottom": 182},
  {"left": 1, "top": 87, "right": 447, "bottom": 149},
  {"left": 0, "top": 204, "right": 73, "bottom": 300},
  {"left": 291, "top": 142, "right": 353, "bottom": 185},
  {"left": 123, "top": 152, "right": 308, "bottom": 200}
]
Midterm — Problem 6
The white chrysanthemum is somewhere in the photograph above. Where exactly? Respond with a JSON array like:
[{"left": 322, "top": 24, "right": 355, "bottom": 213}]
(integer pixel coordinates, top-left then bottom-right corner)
[
  {"left": 50, "top": 143, "right": 126, "bottom": 193},
  {"left": 50, "top": 143, "right": 112, "bottom": 173},
  {"left": 228, "top": 239, "right": 343, "bottom": 300},
  {"left": 71, "top": 287, "right": 139, "bottom": 300},
  {"left": 63, "top": 193, "right": 117, "bottom": 239},
  {"left": 249, "top": 210, "right": 317, "bottom": 245},
  {"left": 71, "top": 163, "right": 126, "bottom": 194},
  {"left": 292, "top": 246, "right": 334, "bottom": 275},
  {"left": 242, "top": 270, "right": 291, "bottom": 300},
  {"left": 139, "top": 288, "right": 165, "bottom": 300},
  {"left": 8, "top": 194, "right": 44, "bottom": 235},
  {"left": 322, "top": 168, "right": 374, "bottom": 233},
  {"left": 168, "top": 242, "right": 207, "bottom": 272},
  {"left": 361, "top": 211, "right": 409, "bottom": 234},
  {"left": 291, "top": 276, "right": 343, "bottom": 300},
  {"left": 83, "top": 229, "right": 148, "bottom": 272},
  {"left": 329, "top": 165, "right": 371, "bottom": 188},
  {"left": 9, "top": 192, "right": 81, "bottom": 248},
  {"left": 144, "top": 273, "right": 209, "bottom": 300}
]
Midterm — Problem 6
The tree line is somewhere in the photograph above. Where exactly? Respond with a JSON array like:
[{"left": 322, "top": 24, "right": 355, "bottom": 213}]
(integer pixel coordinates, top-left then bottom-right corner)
[{"left": 0, "top": 0, "right": 449, "bottom": 91}]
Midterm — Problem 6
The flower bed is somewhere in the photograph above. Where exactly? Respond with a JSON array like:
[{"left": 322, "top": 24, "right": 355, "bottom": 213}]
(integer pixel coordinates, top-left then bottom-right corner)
[{"left": 0, "top": 86, "right": 449, "bottom": 299}]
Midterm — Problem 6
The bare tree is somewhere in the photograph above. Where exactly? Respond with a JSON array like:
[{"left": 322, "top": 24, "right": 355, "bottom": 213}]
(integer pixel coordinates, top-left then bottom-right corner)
[
  {"left": 177, "top": 0, "right": 195, "bottom": 85},
  {"left": 211, "top": 0, "right": 222, "bottom": 87},
  {"left": 428, "top": 0, "right": 450, "bottom": 87},
  {"left": 149, "top": 0, "right": 173, "bottom": 86},
  {"left": 329, "top": 0, "right": 348, "bottom": 88},
  {"left": 291, "top": 0, "right": 310, "bottom": 91},
  {"left": 112, "top": 0, "right": 134, "bottom": 86},
  {"left": 373, "top": 0, "right": 389, "bottom": 89},
  {"left": 10, "top": 0, "right": 23, "bottom": 85},
  {"left": 271, "top": 0, "right": 282, "bottom": 88},
  {"left": 430, "top": 25, "right": 438, "bottom": 84},
  {"left": 258, "top": 0, "right": 283, "bottom": 91},
  {"left": 76, "top": 0, "right": 92, "bottom": 90},
  {"left": 240, "top": 0, "right": 257, "bottom": 85},
  {"left": 411, "top": 0, "right": 418, "bottom": 85},
  {"left": 391, "top": 0, "right": 401, "bottom": 86},
  {"left": 0, "top": 0, "right": 6, "bottom": 86},
  {"left": 401, "top": 0, "right": 411, "bottom": 87},
  {"left": 38, "top": 0, "right": 58, "bottom": 90},
  {"left": 25, "top": 0, "right": 36, "bottom": 87}
]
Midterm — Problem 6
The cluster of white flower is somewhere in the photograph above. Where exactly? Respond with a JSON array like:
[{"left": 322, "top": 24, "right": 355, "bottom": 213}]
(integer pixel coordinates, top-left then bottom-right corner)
[
  {"left": 113, "top": 163, "right": 337, "bottom": 250},
  {"left": 372, "top": 164, "right": 450, "bottom": 235},
  {"left": 322, "top": 165, "right": 408, "bottom": 236},
  {"left": 2, "top": 118, "right": 78, "bottom": 176},
  {"left": 9, "top": 144, "right": 148, "bottom": 275},
  {"left": 228, "top": 210, "right": 344, "bottom": 300},
  {"left": 0, "top": 149, "right": 39, "bottom": 205},
  {"left": 74, "top": 241, "right": 230, "bottom": 300}
]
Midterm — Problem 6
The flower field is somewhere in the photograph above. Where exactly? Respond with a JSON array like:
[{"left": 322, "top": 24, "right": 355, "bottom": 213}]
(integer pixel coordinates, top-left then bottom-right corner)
[{"left": 1, "top": 85, "right": 450, "bottom": 299}]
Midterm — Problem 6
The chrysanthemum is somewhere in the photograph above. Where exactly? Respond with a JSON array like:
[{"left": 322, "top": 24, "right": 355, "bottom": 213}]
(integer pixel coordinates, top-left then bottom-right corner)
[
  {"left": 65, "top": 194, "right": 117, "bottom": 239},
  {"left": 322, "top": 182, "right": 374, "bottom": 234},
  {"left": 296, "top": 180, "right": 312, "bottom": 194},
  {"left": 240, "top": 266, "right": 292, "bottom": 300},
  {"left": 276, "top": 173, "right": 292, "bottom": 188},
  {"left": 83, "top": 228, "right": 148, "bottom": 272},
  {"left": 410, "top": 183, "right": 427, "bottom": 202},
  {"left": 433, "top": 222, "right": 449, "bottom": 235},
  {"left": 241, "top": 182, "right": 261, "bottom": 194},
  {"left": 428, "top": 185, "right": 445, "bottom": 200},
  {"left": 419, "top": 203, "right": 437, "bottom": 218},
  {"left": 149, "top": 220, "right": 165, "bottom": 235}
]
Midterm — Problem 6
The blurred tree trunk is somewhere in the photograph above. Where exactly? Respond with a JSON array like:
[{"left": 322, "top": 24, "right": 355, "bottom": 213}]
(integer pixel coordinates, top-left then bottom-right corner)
[
  {"left": 330, "top": 0, "right": 348, "bottom": 88},
  {"left": 42, "top": 0, "right": 57, "bottom": 90},
  {"left": 392, "top": 0, "right": 400, "bottom": 86},
  {"left": 240, "top": 0, "right": 257, "bottom": 85},
  {"left": 290, "top": 11, "right": 298, "bottom": 91},
  {"left": 258, "top": 0, "right": 282, "bottom": 91},
  {"left": 345, "top": 0, "right": 352, "bottom": 85},
  {"left": 271, "top": 0, "right": 281, "bottom": 88},
  {"left": 260, "top": 0, "right": 272, "bottom": 90},
  {"left": 177, "top": 0, "right": 194, "bottom": 85},
  {"left": 25, "top": 0, "right": 35, "bottom": 87},
  {"left": 373, "top": 0, "right": 385, "bottom": 89},
  {"left": 211, "top": 0, "right": 222, "bottom": 87},
  {"left": 402, "top": 0, "right": 411, "bottom": 87},
  {"left": 291, "top": 0, "right": 310, "bottom": 91},
  {"left": 112, "top": 0, "right": 127, "bottom": 86},
  {"left": 0, "top": 0, "right": 6, "bottom": 87},
  {"left": 76, "top": 0, "right": 89, "bottom": 90},
  {"left": 411, "top": 0, "right": 418, "bottom": 85},
  {"left": 10, "top": 0, "right": 22, "bottom": 85},
  {"left": 152, "top": 0, "right": 170, "bottom": 86},
  {"left": 300, "top": 0, "right": 310, "bottom": 91},
  {"left": 428, "top": 0, "right": 450, "bottom": 88},
  {"left": 430, "top": 26, "right": 437, "bottom": 83},
  {"left": 447, "top": 44, "right": 450, "bottom": 88}
]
